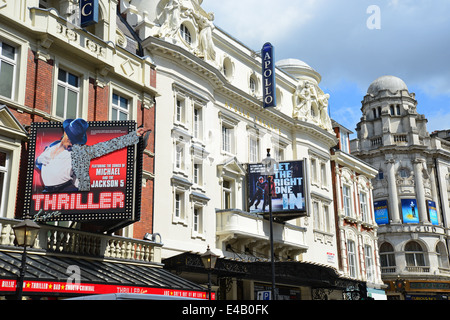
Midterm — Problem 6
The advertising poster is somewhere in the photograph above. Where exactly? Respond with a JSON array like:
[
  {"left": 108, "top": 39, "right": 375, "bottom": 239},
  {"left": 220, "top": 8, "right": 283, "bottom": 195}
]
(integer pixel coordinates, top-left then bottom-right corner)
[
  {"left": 24, "top": 120, "right": 141, "bottom": 226},
  {"left": 401, "top": 199, "right": 419, "bottom": 223},
  {"left": 248, "top": 161, "right": 306, "bottom": 219},
  {"left": 374, "top": 200, "right": 389, "bottom": 225},
  {"left": 427, "top": 200, "right": 439, "bottom": 226}
]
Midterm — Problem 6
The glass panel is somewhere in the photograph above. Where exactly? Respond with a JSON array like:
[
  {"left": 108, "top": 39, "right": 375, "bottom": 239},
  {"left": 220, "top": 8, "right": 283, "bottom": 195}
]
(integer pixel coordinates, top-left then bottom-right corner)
[
  {"left": 58, "top": 69, "right": 66, "bottom": 82},
  {"left": 111, "top": 108, "right": 117, "bottom": 121},
  {"left": 112, "top": 93, "right": 119, "bottom": 106},
  {"left": 119, "top": 111, "right": 128, "bottom": 121},
  {"left": 0, "top": 151, "right": 6, "bottom": 166},
  {"left": 56, "top": 85, "right": 66, "bottom": 118},
  {"left": 0, "top": 172, "right": 4, "bottom": 215},
  {"left": 0, "top": 61, "right": 13, "bottom": 98},
  {"left": 2, "top": 43, "right": 15, "bottom": 60},
  {"left": 66, "top": 89, "right": 78, "bottom": 119},
  {"left": 68, "top": 73, "right": 78, "bottom": 87},
  {"left": 120, "top": 96, "right": 128, "bottom": 110}
]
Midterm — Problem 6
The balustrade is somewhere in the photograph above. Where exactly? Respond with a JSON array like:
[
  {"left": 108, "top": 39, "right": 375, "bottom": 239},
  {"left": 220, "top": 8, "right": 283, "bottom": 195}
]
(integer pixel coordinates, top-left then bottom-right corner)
[{"left": 0, "top": 218, "right": 161, "bottom": 264}]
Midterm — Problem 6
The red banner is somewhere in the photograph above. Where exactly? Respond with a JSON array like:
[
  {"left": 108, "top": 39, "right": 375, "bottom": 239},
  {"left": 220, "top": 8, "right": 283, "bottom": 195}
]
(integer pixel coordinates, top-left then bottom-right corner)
[{"left": 0, "top": 279, "right": 214, "bottom": 300}]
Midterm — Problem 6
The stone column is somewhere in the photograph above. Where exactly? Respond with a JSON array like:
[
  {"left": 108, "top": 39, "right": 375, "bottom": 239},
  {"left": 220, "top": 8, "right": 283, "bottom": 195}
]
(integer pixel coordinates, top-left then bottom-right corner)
[
  {"left": 413, "top": 158, "right": 429, "bottom": 224},
  {"left": 385, "top": 158, "right": 401, "bottom": 223}
]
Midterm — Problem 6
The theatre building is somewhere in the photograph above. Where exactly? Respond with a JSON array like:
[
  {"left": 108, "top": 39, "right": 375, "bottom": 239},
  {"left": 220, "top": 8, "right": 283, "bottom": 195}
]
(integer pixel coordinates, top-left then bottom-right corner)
[
  {"left": 0, "top": 0, "right": 210, "bottom": 299},
  {"left": 119, "top": 0, "right": 375, "bottom": 299},
  {"left": 351, "top": 76, "right": 450, "bottom": 300}
]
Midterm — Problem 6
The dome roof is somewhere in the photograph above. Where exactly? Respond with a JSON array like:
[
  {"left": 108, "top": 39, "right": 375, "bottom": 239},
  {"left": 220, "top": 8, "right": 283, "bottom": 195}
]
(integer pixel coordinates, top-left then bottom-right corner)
[
  {"left": 276, "top": 58, "right": 314, "bottom": 71},
  {"left": 276, "top": 58, "right": 321, "bottom": 84},
  {"left": 367, "top": 75, "right": 408, "bottom": 95}
]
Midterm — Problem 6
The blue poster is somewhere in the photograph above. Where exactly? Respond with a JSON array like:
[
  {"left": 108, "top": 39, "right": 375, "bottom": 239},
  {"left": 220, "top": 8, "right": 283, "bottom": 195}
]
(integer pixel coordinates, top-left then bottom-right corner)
[
  {"left": 401, "top": 199, "right": 419, "bottom": 223},
  {"left": 427, "top": 200, "right": 439, "bottom": 226},
  {"left": 374, "top": 200, "right": 389, "bottom": 225}
]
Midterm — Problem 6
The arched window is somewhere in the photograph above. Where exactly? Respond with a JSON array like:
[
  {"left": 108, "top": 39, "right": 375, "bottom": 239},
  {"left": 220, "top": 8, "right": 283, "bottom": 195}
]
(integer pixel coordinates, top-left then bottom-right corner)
[
  {"left": 379, "top": 242, "right": 396, "bottom": 268},
  {"left": 436, "top": 242, "right": 450, "bottom": 269},
  {"left": 405, "top": 241, "right": 426, "bottom": 267},
  {"left": 180, "top": 24, "right": 192, "bottom": 45}
]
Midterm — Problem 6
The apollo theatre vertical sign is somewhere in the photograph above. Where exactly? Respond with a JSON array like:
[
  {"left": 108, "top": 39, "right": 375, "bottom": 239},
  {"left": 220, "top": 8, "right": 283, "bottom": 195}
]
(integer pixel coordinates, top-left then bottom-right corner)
[
  {"left": 80, "top": 0, "right": 99, "bottom": 28},
  {"left": 262, "top": 42, "right": 276, "bottom": 109}
]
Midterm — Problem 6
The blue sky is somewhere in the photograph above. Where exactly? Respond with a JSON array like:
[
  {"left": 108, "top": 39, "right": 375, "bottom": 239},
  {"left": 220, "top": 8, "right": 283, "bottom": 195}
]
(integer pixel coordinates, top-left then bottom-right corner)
[{"left": 202, "top": 0, "right": 450, "bottom": 136}]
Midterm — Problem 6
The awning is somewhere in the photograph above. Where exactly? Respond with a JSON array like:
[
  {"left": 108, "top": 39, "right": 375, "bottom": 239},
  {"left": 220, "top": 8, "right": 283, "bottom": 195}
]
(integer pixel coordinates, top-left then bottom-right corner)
[
  {"left": 163, "top": 252, "right": 362, "bottom": 290},
  {"left": 0, "top": 250, "right": 210, "bottom": 299}
]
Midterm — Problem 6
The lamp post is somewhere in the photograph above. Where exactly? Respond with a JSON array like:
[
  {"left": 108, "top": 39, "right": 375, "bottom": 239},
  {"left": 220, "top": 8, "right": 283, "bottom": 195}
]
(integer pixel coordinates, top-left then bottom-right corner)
[
  {"left": 261, "top": 149, "right": 278, "bottom": 300},
  {"left": 201, "top": 246, "right": 218, "bottom": 300},
  {"left": 12, "top": 219, "right": 40, "bottom": 300}
]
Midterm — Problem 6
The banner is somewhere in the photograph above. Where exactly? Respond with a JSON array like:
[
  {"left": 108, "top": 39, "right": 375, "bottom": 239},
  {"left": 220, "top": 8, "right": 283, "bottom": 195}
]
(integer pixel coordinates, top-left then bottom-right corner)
[
  {"left": 374, "top": 200, "right": 389, "bottom": 225},
  {"left": 401, "top": 199, "right": 419, "bottom": 223},
  {"left": 262, "top": 42, "right": 276, "bottom": 108},
  {"left": 248, "top": 161, "right": 306, "bottom": 220},
  {"left": 427, "top": 200, "right": 439, "bottom": 226},
  {"left": 23, "top": 120, "right": 141, "bottom": 228}
]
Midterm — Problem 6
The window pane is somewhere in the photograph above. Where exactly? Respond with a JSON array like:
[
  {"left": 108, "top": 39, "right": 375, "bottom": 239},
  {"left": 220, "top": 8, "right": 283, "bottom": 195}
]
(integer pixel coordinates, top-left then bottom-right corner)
[
  {"left": 112, "top": 93, "right": 119, "bottom": 105},
  {"left": 2, "top": 43, "right": 15, "bottom": 60},
  {"left": 66, "top": 89, "right": 78, "bottom": 119},
  {"left": 120, "top": 96, "right": 128, "bottom": 110},
  {"left": 56, "top": 85, "right": 66, "bottom": 118},
  {"left": 68, "top": 73, "right": 78, "bottom": 87},
  {"left": 58, "top": 69, "right": 66, "bottom": 82},
  {"left": 0, "top": 61, "right": 14, "bottom": 98},
  {"left": 0, "top": 172, "right": 4, "bottom": 216},
  {"left": 119, "top": 111, "right": 128, "bottom": 121},
  {"left": 111, "top": 108, "right": 117, "bottom": 121},
  {"left": 0, "top": 152, "right": 6, "bottom": 167}
]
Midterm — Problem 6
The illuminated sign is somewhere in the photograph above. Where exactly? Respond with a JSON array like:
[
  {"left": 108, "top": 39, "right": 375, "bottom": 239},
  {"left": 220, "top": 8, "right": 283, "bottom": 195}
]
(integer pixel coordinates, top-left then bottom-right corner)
[
  {"left": 401, "top": 199, "right": 419, "bottom": 223},
  {"left": 374, "top": 200, "right": 389, "bottom": 225},
  {"left": 80, "top": 0, "right": 99, "bottom": 28},
  {"left": 262, "top": 42, "right": 276, "bottom": 108},
  {"left": 248, "top": 161, "right": 306, "bottom": 221},
  {"left": 0, "top": 279, "right": 213, "bottom": 299},
  {"left": 23, "top": 121, "right": 142, "bottom": 229},
  {"left": 427, "top": 200, "right": 439, "bottom": 226}
]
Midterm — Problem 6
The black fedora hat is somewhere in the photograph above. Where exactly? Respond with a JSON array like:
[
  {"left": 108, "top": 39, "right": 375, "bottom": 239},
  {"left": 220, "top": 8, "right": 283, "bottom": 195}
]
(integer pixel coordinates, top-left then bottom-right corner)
[{"left": 63, "top": 118, "right": 89, "bottom": 145}]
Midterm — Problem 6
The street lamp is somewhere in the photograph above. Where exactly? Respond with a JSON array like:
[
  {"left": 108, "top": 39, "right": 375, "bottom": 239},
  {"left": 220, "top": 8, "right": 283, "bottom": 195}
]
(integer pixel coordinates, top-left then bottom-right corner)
[
  {"left": 12, "top": 219, "right": 40, "bottom": 300},
  {"left": 201, "top": 246, "right": 218, "bottom": 300},
  {"left": 261, "top": 148, "right": 278, "bottom": 300}
]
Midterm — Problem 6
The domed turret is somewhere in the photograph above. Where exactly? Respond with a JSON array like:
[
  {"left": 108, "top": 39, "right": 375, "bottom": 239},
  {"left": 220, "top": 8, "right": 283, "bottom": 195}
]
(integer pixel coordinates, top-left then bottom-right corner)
[
  {"left": 367, "top": 75, "right": 409, "bottom": 95},
  {"left": 276, "top": 58, "right": 321, "bottom": 85}
]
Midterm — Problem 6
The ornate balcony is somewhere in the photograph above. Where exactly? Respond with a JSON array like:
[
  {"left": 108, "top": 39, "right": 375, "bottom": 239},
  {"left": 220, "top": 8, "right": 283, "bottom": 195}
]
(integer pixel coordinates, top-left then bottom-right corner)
[{"left": 0, "top": 217, "right": 162, "bottom": 264}]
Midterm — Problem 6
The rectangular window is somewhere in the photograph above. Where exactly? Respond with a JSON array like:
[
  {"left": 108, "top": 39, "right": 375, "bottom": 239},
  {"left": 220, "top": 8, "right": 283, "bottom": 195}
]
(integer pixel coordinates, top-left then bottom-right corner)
[
  {"left": 341, "top": 132, "right": 349, "bottom": 153},
  {"left": 175, "top": 143, "right": 184, "bottom": 170},
  {"left": 323, "top": 205, "right": 330, "bottom": 232},
  {"left": 193, "top": 207, "right": 202, "bottom": 233},
  {"left": 360, "top": 192, "right": 369, "bottom": 222},
  {"left": 0, "top": 151, "right": 8, "bottom": 217},
  {"left": 313, "top": 201, "right": 320, "bottom": 229},
  {"left": 320, "top": 162, "right": 327, "bottom": 187},
  {"left": 0, "top": 42, "right": 17, "bottom": 99},
  {"left": 223, "top": 179, "right": 232, "bottom": 209},
  {"left": 56, "top": 68, "right": 79, "bottom": 119},
  {"left": 176, "top": 99, "right": 184, "bottom": 123},
  {"left": 249, "top": 136, "right": 259, "bottom": 163},
  {"left": 311, "top": 158, "right": 318, "bottom": 183},
  {"left": 343, "top": 185, "right": 352, "bottom": 217},
  {"left": 347, "top": 240, "right": 357, "bottom": 278},
  {"left": 222, "top": 126, "right": 231, "bottom": 153},
  {"left": 112, "top": 93, "right": 129, "bottom": 121},
  {"left": 365, "top": 245, "right": 374, "bottom": 282},
  {"left": 193, "top": 163, "right": 203, "bottom": 185},
  {"left": 193, "top": 107, "right": 202, "bottom": 139}
]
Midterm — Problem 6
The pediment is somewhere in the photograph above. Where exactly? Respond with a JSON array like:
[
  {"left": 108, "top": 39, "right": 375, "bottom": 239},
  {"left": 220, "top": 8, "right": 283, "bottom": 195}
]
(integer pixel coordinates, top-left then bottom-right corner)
[
  {"left": 0, "top": 105, "right": 28, "bottom": 140},
  {"left": 218, "top": 156, "right": 246, "bottom": 177}
]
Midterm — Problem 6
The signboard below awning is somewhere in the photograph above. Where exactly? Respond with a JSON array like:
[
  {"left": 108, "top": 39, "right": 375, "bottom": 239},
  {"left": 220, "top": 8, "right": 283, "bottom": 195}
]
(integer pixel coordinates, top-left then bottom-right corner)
[{"left": 0, "top": 251, "right": 212, "bottom": 299}]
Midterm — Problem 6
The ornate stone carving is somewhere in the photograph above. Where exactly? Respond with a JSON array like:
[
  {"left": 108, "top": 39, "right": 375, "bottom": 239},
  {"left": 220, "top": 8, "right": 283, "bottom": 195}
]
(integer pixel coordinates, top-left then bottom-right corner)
[{"left": 292, "top": 80, "right": 332, "bottom": 131}]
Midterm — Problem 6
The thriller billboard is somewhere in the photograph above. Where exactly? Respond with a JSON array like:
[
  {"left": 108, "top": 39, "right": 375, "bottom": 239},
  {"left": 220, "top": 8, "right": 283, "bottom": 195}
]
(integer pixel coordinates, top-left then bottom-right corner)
[
  {"left": 23, "top": 120, "right": 143, "bottom": 230},
  {"left": 248, "top": 160, "right": 306, "bottom": 221}
]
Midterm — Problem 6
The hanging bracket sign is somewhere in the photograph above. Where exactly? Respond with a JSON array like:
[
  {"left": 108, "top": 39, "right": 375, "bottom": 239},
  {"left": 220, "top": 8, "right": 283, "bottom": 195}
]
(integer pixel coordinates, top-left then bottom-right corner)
[{"left": 262, "top": 42, "right": 276, "bottom": 109}]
